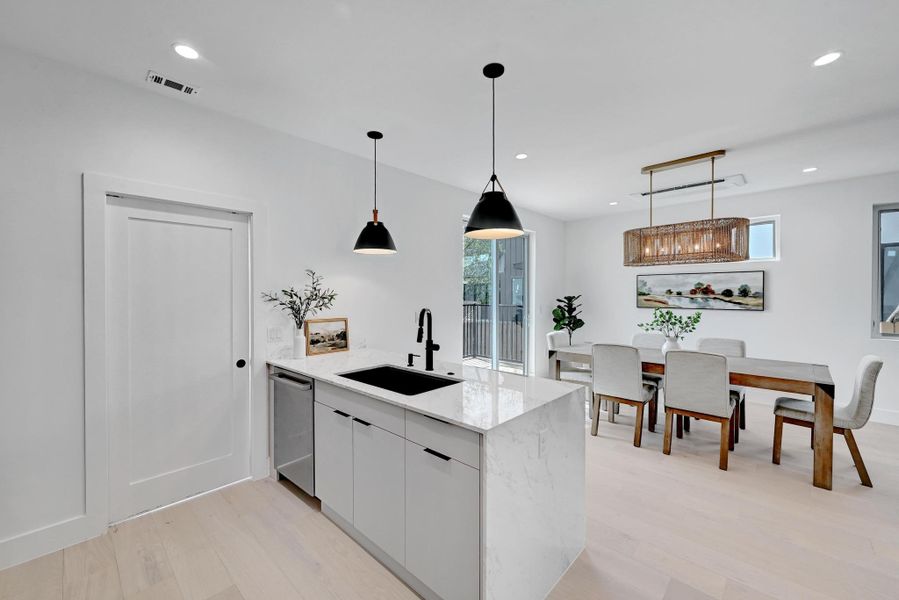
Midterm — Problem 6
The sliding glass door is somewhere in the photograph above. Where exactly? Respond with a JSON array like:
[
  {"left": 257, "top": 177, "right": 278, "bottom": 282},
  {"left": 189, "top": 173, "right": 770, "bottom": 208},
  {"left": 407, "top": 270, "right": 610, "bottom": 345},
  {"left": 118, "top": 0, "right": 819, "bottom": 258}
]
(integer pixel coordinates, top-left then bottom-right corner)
[{"left": 462, "top": 231, "right": 529, "bottom": 374}]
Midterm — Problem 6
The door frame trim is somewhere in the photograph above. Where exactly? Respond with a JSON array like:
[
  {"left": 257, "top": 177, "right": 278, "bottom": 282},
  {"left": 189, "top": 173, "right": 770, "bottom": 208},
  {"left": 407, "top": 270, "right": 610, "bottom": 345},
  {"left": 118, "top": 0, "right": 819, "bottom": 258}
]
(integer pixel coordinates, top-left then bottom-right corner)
[
  {"left": 84, "top": 174, "right": 269, "bottom": 518},
  {"left": 0, "top": 174, "right": 270, "bottom": 570}
]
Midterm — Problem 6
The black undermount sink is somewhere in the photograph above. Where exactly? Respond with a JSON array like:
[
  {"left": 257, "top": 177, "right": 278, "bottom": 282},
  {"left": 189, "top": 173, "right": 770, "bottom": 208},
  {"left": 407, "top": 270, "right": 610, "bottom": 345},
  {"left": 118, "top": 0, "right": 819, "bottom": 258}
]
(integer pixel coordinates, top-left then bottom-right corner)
[{"left": 338, "top": 365, "right": 462, "bottom": 396}]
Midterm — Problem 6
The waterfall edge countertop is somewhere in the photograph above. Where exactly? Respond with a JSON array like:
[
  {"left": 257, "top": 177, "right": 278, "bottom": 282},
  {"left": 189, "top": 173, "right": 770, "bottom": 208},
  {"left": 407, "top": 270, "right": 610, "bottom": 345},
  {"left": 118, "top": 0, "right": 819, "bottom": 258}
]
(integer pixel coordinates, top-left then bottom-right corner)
[{"left": 267, "top": 348, "right": 583, "bottom": 434}]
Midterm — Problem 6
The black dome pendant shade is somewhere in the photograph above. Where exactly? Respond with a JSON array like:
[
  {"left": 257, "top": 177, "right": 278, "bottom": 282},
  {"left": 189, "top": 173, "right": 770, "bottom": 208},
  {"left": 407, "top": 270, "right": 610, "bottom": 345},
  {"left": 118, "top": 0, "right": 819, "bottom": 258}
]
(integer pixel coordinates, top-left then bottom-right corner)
[
  {"left": 354, "top": 130, "right": 397, "bottom": 254},
  {"left": 464, "top": 63, "right": 524, "bottom": 240}
]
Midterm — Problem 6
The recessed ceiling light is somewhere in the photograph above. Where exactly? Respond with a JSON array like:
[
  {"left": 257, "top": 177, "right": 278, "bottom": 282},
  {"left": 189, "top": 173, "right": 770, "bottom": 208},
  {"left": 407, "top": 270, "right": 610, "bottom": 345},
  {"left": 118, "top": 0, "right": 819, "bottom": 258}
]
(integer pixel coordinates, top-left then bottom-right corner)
[
  {"left": 813, "top": 51, "right": 841, "bottom": 67},
  {"left": 803, "top": 167, "right": 818, "bottom": 173},
  {"left": 515, "top": 153, "right": 528, "bottom": 160},
  {"left": 173, "top": 44, "right": 200, "bottom": 60},
  {"left": 609, "top": 201, "right": 618, "bottom": 206}
]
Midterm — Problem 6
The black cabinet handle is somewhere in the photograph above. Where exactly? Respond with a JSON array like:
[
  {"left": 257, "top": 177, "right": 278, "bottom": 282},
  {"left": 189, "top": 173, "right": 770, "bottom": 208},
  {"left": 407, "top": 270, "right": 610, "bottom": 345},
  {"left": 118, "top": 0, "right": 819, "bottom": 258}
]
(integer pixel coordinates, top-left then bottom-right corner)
[
  {"left": 236, "top": 359, "right": 246, "bottom": 368},
  {"left": 353, "top": 418, "right": 371, "bottom": 427},
  {"left": 423, "top": 447, "right": 451, "bottom": 461},
  {"left": 333, "top": 409, "right": 351, "bottom": 418}
]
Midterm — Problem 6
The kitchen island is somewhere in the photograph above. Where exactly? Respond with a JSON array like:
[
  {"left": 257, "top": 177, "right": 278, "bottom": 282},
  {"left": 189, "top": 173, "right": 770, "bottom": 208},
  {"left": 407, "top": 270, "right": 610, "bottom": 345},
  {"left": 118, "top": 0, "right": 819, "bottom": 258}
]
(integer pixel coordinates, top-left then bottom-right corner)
[{"left": 268, "top": 349, "right": 585, "bottom": 600}]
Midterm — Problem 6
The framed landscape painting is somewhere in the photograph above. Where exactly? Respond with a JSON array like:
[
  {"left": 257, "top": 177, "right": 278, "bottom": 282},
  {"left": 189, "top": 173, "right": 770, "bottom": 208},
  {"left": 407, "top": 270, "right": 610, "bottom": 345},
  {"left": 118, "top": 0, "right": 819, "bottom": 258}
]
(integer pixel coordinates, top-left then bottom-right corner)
[
  {"left": 636, "top": 271, "right": 765, "bottom": 311},
  {"left": 305, "top": 317, "right": 349, "bottom": 355}
]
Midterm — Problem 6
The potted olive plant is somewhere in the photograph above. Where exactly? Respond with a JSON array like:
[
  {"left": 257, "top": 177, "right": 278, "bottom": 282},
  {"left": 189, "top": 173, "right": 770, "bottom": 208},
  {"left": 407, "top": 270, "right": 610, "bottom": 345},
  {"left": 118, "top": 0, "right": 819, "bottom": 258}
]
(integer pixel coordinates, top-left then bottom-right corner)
[
  {"left": 637, "top": 308, "right": 701, "bottom": 354},
  {"left": 262, "top": 270, "right": 338, "bottom": 358}
]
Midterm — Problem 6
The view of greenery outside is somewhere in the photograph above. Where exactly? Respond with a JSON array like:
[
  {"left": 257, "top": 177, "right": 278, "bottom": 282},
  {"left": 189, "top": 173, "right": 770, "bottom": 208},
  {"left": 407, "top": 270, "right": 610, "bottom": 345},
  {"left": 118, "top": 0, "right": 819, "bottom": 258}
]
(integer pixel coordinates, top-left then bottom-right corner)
[{"left": 463, "top": 237, "right": 492, "bottom": 304}]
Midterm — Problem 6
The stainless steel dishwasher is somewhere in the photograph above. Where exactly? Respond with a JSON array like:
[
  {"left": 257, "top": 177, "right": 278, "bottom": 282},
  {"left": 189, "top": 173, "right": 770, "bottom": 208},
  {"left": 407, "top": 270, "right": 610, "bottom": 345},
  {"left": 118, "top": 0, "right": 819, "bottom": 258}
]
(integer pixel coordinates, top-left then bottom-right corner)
[{"left": 270, "top": 370, "right": 315, "bottom": 496}]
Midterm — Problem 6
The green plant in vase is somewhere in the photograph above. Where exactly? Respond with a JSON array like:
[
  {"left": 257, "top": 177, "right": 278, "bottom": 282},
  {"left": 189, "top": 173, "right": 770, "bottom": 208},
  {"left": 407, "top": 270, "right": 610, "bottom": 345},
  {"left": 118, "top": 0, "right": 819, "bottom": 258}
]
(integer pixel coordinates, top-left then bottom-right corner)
[
  {"left": 552, "top": 295, "right": 585, "bottom": 345},
  {"left": 637, "top": 308, "right": 701, "bottom": 353},
  {"left": 262, "top": 269, "right": 337, "bottom": 358}
]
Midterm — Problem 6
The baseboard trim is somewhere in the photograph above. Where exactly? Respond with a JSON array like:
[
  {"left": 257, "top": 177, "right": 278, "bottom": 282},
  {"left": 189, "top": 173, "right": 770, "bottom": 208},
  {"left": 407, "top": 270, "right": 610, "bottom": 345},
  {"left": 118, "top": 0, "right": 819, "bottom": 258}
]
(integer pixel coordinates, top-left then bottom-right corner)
[
  {"left": 872, "top": 407, "right": 899, "bottom": 426},
  {"left": 0, "top": 513, "right": 105, "bottom": 572}
]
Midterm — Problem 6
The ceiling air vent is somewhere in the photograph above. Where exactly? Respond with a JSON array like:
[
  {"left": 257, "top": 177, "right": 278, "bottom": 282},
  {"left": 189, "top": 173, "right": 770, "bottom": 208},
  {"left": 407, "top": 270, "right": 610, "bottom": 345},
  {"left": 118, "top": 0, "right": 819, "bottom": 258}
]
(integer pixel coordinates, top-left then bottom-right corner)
[{"left": 146, "top": 70, "right": 199, "bottom": 96}]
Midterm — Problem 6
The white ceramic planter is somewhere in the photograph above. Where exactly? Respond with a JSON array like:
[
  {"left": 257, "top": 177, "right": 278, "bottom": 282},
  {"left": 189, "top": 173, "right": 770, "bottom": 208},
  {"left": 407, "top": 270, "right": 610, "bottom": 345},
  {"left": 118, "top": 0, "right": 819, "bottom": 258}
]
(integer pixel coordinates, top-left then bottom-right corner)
[
  {"left": 662, "top": 336, "right": 681, "bottom": 354},
  {"left": 293, "top": 330, "right": 307, "bottom": 359}
]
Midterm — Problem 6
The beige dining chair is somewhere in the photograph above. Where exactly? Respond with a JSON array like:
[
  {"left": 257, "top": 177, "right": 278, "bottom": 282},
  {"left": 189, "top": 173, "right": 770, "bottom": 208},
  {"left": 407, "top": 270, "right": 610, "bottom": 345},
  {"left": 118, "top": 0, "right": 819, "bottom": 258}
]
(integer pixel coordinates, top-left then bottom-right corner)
[
  {"left": 663, "top": 351, "right": 737, "bottom": 470},
  {"left": 546, "top": 331, "right": 591, "bottom": 385},
  {"left": 772, "top": 355, "right": 883, "bottom": 487},
  {"left": 697, "top": 338, "right": 747, "bottom": 440},
  {"left": 591, "top": 344, "right": 658, "bottom": 447}
]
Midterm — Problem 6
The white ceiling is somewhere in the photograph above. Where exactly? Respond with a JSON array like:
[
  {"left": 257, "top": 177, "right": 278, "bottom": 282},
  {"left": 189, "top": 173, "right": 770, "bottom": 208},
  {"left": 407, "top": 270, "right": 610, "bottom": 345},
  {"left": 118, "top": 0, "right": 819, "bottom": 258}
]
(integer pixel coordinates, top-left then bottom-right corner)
[{"left": 3, "top": 0, "right": 899, "bottom": 220}]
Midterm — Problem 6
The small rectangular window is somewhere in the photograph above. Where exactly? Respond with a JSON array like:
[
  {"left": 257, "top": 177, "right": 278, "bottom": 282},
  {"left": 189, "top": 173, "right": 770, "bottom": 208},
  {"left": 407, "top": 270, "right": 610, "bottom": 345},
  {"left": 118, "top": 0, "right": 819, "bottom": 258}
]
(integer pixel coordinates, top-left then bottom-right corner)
[
  {"left": 875, "top": 205, "right": 899, "bottom": 336},
  {"left": 748, "top": 216, "right": 779, "bottom": 261}
]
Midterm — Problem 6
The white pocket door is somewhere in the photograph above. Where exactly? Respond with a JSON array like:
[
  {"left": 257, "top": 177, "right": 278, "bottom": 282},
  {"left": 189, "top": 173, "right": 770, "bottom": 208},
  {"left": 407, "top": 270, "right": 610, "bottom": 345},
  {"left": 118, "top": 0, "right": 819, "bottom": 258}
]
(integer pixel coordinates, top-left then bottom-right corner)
[{"left": 106, "top": 196, "right": 250, "bottom": 522}]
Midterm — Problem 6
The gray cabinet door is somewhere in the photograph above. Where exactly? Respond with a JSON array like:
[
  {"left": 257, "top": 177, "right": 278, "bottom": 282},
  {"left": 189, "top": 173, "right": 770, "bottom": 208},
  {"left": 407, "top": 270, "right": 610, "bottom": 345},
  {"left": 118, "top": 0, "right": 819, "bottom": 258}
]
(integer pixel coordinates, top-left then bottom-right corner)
[
  {"left": 314, "top": 401, "right": 354, "bottom": 522},
  {"left": 405, "top": 440, "right": 480, "bottom": 600},
  {"left": 353, "top": 420, "right": 405, "bottom": 564}
]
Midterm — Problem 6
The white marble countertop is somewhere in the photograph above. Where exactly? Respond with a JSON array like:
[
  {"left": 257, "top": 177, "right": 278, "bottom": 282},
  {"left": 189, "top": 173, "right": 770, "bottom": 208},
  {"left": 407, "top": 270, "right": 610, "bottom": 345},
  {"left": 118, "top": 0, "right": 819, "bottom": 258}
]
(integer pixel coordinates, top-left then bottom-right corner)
[{"left": 267, "top": 349, "right": 583, "bottom": 434}]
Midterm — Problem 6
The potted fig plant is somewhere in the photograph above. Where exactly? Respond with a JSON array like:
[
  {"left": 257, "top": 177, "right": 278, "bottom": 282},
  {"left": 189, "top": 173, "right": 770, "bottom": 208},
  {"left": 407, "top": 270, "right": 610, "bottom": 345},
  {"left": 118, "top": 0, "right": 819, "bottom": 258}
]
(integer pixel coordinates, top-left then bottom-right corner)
[
  {"left": 262, "top": 270, "right": 338, "bottom": 358},
  {"left": 552, "top": 295, "right": 585, "bottom": 345},
  {"left": 637, "top": 308, "right": 702, "bottom": 354}
]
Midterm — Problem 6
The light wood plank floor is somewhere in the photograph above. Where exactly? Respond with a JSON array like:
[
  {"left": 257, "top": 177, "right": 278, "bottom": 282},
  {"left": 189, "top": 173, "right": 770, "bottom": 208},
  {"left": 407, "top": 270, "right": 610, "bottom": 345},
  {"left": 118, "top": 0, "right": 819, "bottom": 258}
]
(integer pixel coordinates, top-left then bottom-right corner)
[{"left": 2, "top": 402, "right": 898, "bottom": 600}]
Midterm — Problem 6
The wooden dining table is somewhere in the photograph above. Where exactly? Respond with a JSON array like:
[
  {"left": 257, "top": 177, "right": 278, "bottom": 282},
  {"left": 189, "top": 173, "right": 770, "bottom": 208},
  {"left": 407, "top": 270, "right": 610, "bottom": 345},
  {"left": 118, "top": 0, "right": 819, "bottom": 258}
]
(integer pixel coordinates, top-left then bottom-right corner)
[{"left": 549, "top": 344, "right": 837, "bottom": 490}]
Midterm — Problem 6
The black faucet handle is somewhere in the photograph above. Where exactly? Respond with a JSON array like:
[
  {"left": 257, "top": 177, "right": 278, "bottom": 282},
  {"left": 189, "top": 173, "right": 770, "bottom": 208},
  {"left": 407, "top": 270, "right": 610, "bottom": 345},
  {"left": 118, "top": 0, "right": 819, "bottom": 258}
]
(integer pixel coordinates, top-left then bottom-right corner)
[
  {"left": 407, "top": 353, "right": 420, "bottom": 367},
  {"left": 430, "top": 343, "right": 440, "bottom": 352}
]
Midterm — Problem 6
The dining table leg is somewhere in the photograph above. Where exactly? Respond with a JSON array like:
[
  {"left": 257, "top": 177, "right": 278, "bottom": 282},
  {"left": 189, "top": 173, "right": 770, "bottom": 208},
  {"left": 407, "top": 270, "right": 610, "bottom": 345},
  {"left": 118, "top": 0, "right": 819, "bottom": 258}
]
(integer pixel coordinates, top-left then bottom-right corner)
[
  {"left": 813, "top": 383, "right": 835, "bottom": 490},
  {"left": 548, "top": 351, "right": 561, "bottom": 380}
]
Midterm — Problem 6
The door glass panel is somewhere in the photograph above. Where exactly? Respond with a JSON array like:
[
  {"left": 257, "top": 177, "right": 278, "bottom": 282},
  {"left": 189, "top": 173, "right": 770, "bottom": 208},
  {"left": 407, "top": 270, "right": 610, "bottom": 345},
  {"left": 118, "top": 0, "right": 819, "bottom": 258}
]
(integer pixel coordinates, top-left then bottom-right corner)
[{"left": 463, "top": 230, "right": 528, "bottom": 374}]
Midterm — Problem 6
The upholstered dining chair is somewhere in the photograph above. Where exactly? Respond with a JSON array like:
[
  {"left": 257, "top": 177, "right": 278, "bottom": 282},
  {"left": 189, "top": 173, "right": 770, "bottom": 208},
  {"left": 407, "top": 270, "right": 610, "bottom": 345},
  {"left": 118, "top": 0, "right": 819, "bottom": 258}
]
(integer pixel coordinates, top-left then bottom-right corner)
[
  {"left": 663, "top": 351, "right": 737, "bottom": 470},
  {"left": 697, "top": 337, "right": 747, "bottom": 440},
  {"left": 591, "top": 344, "right": 658, "bottom": 447},
  {"left": 632, "top": 332, "right": 666, "bottom": 424},
  {"left": 546, "top": 331, "right": 591, "bottom": 384},
  {"left": 772, "top": 355, "right": 883, "bottom": 487}
]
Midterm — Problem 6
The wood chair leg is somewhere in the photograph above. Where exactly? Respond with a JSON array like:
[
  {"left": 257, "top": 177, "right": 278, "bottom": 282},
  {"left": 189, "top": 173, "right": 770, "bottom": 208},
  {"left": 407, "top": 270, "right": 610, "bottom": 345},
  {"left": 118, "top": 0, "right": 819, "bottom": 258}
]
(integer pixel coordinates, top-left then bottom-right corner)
[
  {"left": 633, "top": 403, "right": 644, "bottom": 447},
  {"left": 719, "top": 419, "right": 730, "bottom": 470},
  {"left": 843, "top": 429, "right": 873, "bottom": 487},
  {"left": 590, "top": 395, "right": 601, "bottom": 437},
  {"left": 733, "top": 402, "right": 740, "bottom": 444},
  {"left": 676, "top": 415, "right": 684, "bottom": 439},
  {"left": 728, "top": 410, "right": 736, "bottom": 451},
  {"left": 772, "top": 415, "right": 783, "bottom": 465},
  {"left": 648, "top": 396, "right": 657, "bottom": 433},
  {"left": 608, "top": 401, "right": 616, "bottom": 423},
  {"left": 663, "top": 411, "right": 674, "bottom": 454},
  {"left": 739, "top": 398, "right": 746, "bottom": 430},
  {"left": 684, "top": 416, "right": 691, "bottom": 433}
]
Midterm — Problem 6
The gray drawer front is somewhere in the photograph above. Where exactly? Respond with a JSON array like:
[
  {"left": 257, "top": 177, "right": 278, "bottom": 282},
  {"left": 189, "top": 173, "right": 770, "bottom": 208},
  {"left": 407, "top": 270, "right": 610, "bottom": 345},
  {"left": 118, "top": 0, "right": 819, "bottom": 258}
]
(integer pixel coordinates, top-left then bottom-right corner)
[
  {"left": 316, "top": 381, "right": 405, "bottom": 437},
  {"left": 405, "top": 410, "right": 480, "bottom": 469}
]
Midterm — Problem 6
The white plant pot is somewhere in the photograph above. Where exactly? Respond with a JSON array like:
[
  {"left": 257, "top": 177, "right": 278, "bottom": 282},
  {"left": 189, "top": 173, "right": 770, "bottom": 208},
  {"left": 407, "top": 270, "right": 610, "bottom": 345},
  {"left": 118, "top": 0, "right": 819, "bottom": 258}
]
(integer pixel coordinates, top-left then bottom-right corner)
[
  {"left": 662, "top": 337, "right": 681, "bottom": 354},
  {"left": 293, "top": 331, "right": 307, "bottom": 359}
]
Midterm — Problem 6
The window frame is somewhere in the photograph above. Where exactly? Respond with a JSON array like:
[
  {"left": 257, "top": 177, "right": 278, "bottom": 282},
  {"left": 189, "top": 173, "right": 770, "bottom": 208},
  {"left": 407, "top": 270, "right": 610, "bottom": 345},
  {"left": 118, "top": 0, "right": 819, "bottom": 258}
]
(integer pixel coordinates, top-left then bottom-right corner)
[
  {"left": 872, "top": 203, "right": 899, "bottom": 339},
  {"left": 745, "top": 215, "right": 781, "bottom": 262}
]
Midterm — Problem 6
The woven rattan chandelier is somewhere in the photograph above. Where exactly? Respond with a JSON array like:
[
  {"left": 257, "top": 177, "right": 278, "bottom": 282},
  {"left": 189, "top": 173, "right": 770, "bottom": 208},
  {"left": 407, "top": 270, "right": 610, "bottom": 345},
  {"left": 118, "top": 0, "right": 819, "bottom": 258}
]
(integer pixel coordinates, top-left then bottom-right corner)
[{"left": 623, "top": 150, "right": 749, "bottom": 266}]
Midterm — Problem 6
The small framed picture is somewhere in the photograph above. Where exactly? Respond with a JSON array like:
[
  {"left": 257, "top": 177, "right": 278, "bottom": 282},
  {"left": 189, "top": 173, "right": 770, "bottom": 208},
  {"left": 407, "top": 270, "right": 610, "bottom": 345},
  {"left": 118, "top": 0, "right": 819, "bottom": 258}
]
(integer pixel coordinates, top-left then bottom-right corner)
[{"left": 305, "top": 317, "right": 349, "bottom": 355}]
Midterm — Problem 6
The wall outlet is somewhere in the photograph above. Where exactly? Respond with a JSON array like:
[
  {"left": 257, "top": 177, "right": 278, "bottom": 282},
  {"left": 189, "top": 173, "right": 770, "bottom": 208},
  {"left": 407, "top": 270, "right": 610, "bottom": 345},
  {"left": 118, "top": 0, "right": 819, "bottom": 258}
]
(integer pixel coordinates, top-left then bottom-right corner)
[{"left": 267, "top": 327, "right": 283, "bottom": 342}]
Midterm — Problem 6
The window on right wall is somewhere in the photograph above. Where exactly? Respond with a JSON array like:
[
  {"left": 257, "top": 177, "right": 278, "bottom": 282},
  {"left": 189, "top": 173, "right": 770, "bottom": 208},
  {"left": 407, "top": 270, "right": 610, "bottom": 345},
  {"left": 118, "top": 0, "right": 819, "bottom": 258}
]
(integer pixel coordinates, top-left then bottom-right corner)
[
  {"left": 748, "top": 216, "right": 780, "bottom": 261},
  {"left": 874, "top": 205, "right": 899, "bottom": 336}
]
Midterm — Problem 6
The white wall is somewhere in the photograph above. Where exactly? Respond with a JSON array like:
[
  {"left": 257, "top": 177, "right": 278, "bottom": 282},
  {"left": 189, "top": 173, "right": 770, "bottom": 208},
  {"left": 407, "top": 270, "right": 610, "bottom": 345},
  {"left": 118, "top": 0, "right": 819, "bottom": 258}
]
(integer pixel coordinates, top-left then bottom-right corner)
[
  {"left": 566, "top": 172, "right": 899, "bottom": 425},
  {"left": 0, "top": 46, "right": 565, "bottom": 567}
]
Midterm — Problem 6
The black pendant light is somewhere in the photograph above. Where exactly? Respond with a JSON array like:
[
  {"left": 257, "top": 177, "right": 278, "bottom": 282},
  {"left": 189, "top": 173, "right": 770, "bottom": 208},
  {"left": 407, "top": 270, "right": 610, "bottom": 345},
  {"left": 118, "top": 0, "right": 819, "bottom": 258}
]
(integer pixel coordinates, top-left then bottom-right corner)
[
  {"left": 354, "top": 130, "right": 397, "bottom": 254},
  {"left": 464, "top": 63, "right": 524, "bottom": 240}
]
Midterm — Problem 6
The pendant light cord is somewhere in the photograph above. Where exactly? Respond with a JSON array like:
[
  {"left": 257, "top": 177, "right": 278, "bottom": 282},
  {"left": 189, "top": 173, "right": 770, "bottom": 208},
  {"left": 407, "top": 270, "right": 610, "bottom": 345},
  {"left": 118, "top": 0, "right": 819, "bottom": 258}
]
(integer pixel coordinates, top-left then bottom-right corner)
[
  {"left": 373, "top": 137, "right": 377, "bottom": 214},
  {"left": 491, "top": 77, "right": 496, "bottom": 191}
]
